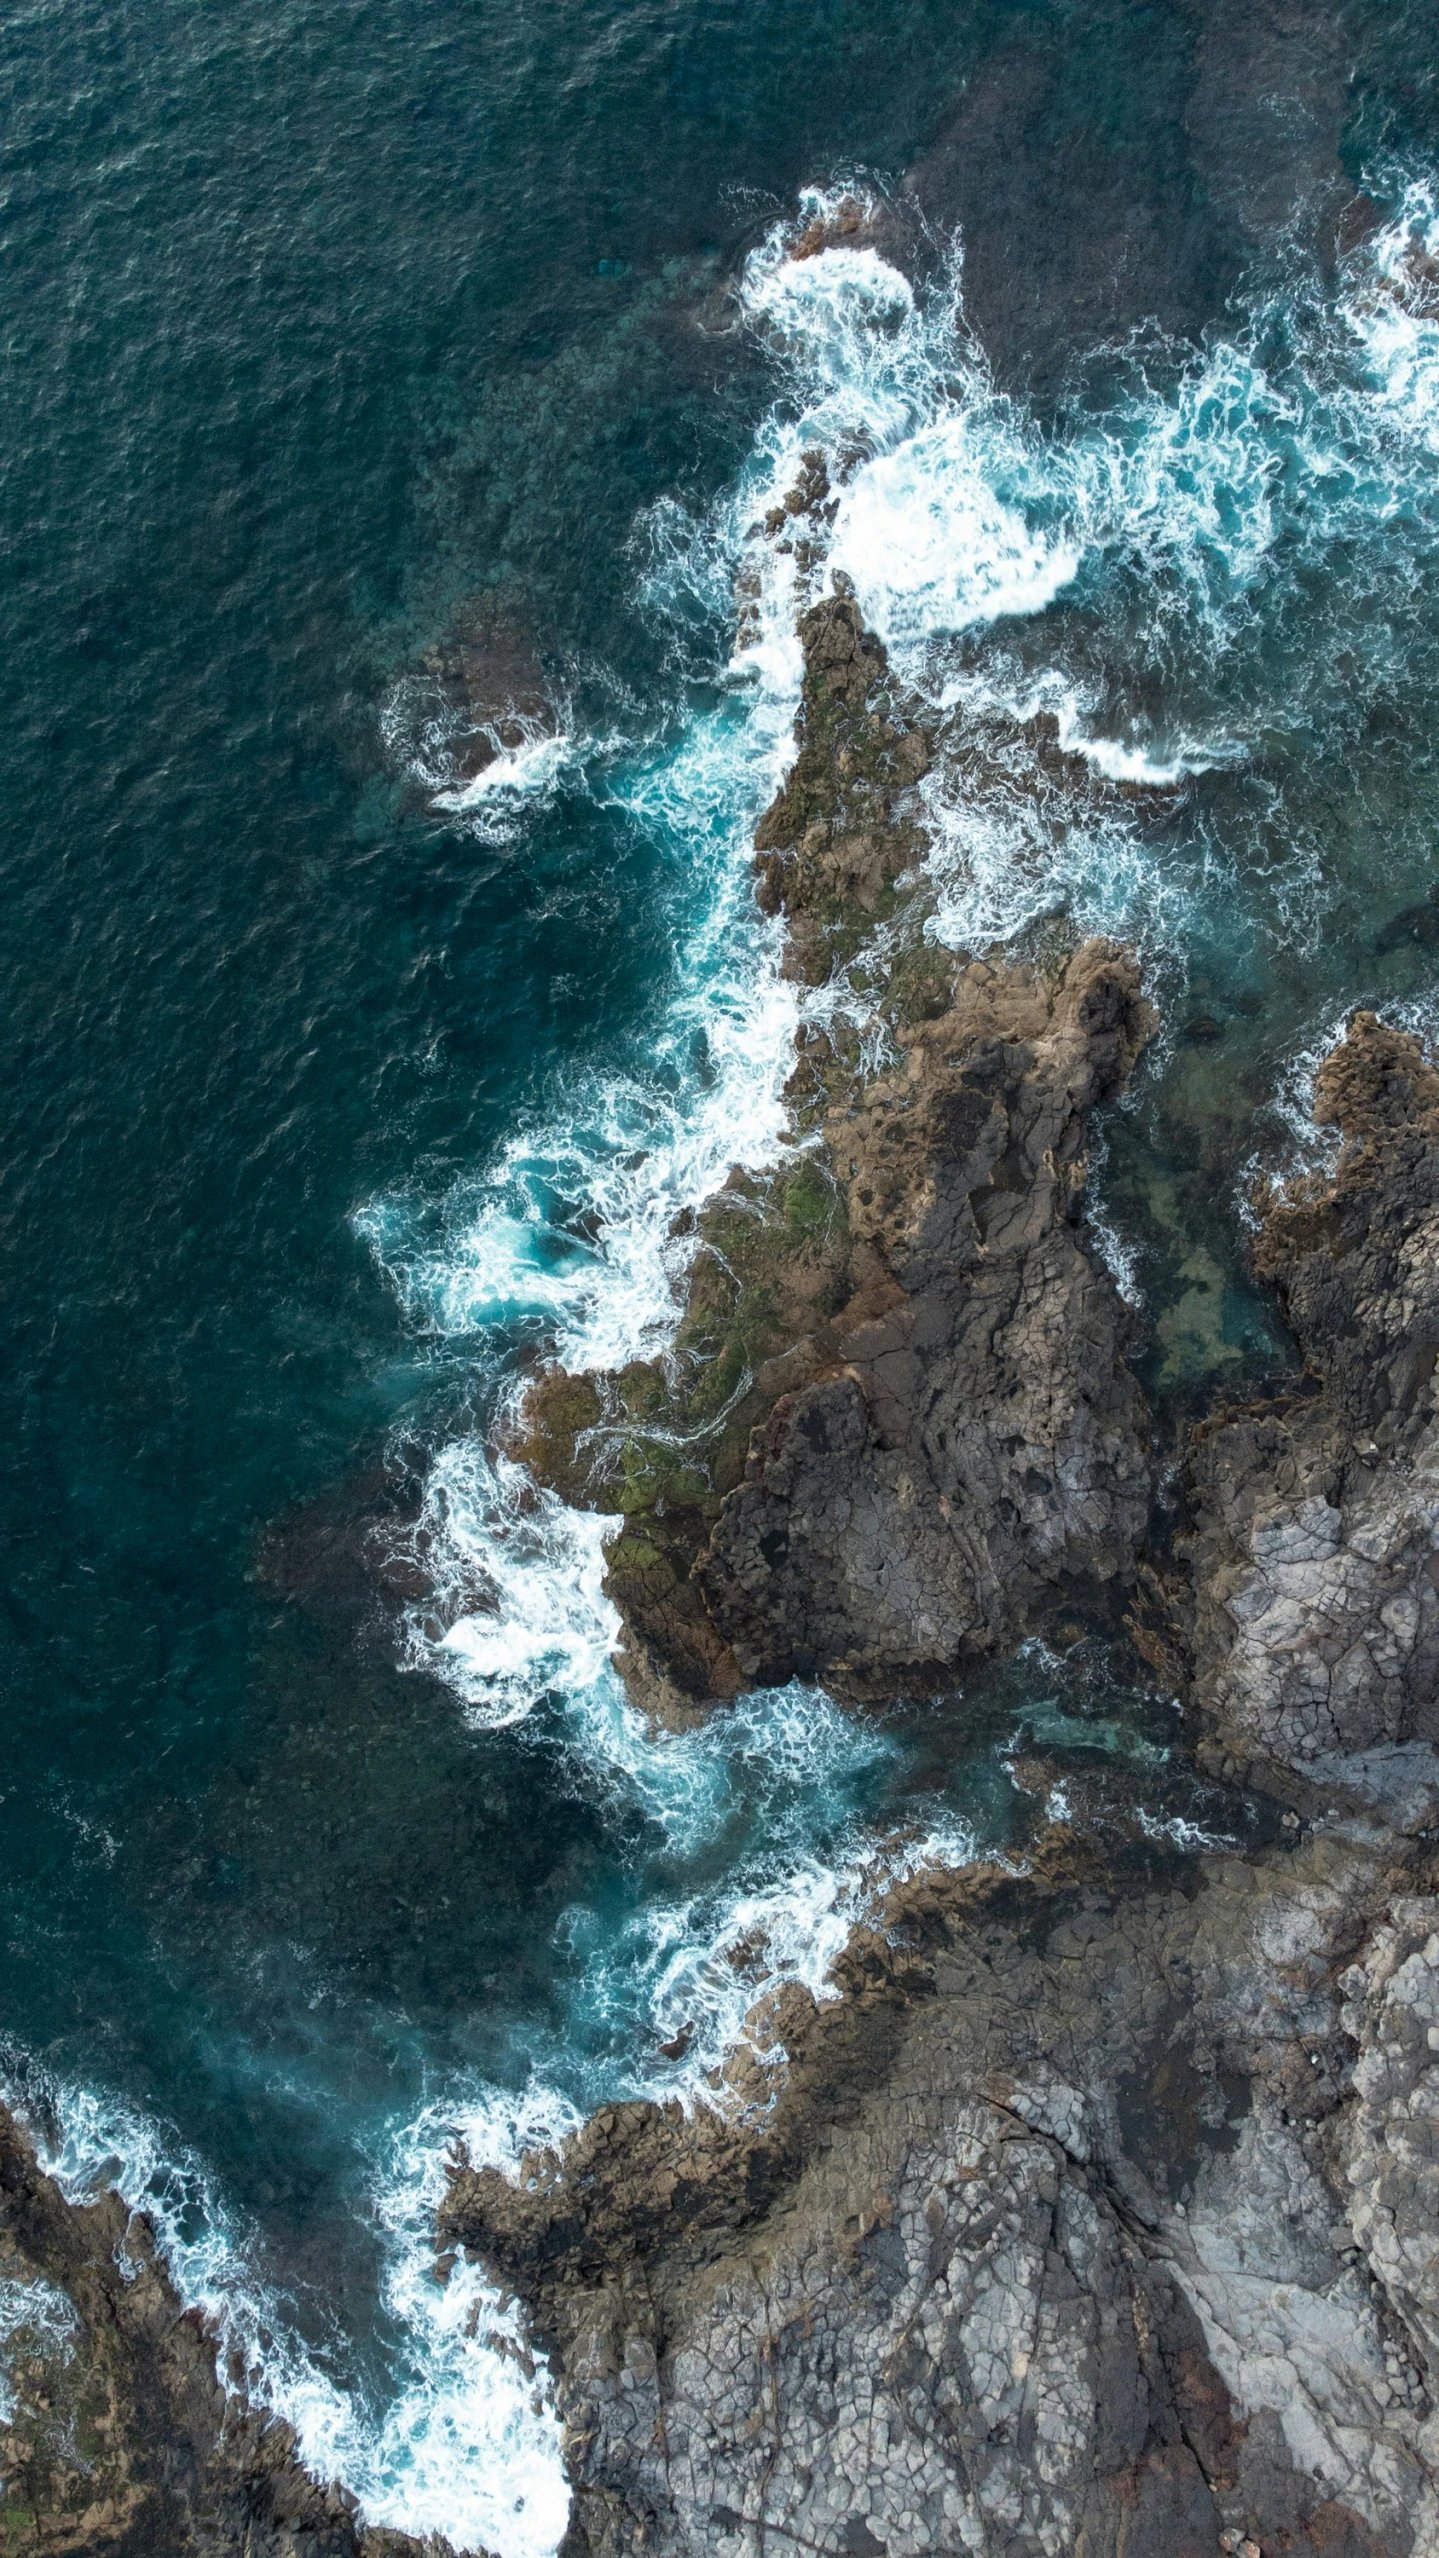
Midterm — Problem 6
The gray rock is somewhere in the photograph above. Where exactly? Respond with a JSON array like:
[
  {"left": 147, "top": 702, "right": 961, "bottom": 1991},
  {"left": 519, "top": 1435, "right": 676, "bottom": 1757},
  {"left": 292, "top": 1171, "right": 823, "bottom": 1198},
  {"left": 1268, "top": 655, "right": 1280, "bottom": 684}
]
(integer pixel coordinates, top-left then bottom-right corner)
[
  {"left": 1178, "top": 1013, "right": 1439, "bottom": 1781},
  {"left": 448, "top": 1831, "right": 1436, "bottom": 2558},
  {"left": 698, "top": 941, "right": 1156, "bottom": 1696}
]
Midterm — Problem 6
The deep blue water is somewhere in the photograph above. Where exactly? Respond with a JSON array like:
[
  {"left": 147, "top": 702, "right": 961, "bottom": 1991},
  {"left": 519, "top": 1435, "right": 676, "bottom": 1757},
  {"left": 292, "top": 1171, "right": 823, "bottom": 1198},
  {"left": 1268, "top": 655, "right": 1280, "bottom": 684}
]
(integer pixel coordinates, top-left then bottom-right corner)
[{"left": 4, "top": 0, "right": 1439, "bottom": 2545}]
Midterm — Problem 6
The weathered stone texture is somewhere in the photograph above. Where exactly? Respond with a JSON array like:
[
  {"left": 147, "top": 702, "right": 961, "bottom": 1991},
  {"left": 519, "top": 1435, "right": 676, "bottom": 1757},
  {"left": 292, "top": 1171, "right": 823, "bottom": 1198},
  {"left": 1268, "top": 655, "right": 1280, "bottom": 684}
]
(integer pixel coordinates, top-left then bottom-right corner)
[
  {"left": 1179, "top": 1013, "right": 1439, "bottom": 1778},
  {"left": 697, "top": 939, "right": 1156, "bottom": 1695},
  {"left": 448, "top": 1833, "right": 1439, "bottom": 2558},
  {"left": 447, "top": 999, "right": 1439, "bottom": 2558}
]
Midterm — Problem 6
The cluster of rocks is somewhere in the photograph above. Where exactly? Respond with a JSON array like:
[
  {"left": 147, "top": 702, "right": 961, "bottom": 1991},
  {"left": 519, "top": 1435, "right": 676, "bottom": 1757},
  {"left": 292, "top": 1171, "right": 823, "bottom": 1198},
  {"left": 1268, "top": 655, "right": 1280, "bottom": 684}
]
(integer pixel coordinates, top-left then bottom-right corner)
[
  {"left": 443, "top": 986, "right": 1439, "bottom": 2558},
  {"left": 443, "top": 589, "right": 1439, "bottom": 2558},
  {"left": 9, "top": 588, "right": 1439, "bottom": 2558}
]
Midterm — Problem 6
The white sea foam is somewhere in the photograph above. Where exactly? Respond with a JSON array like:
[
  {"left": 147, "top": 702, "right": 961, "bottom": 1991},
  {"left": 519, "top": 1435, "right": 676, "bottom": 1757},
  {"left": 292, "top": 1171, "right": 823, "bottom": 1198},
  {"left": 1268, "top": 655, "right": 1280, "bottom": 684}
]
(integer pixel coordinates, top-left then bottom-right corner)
[
  {"left": 1134, "top": 1809, "right": 1231, "bottom": 1853},
  {"left": 1390, "top": 987, "right": 1439, "bottom": 1061},
  {"left": 1240, "top": 974, "right": 1439, "bottom": 1231},
  {"left": 1234, "top": 1002, "right": 1353, "bottom": 1224},
  {"left": 1046, "top": 685, "right": 1234, "bottom": 788},
  {"left": 1346, "top": 178, "right": 1439, "bottom": 455},
  {"left": 398, "top": 1438, "right": 620, "bottom": 1731},
  {"left": 366, "top": 177, "right": 1439, "bottom": 1427},
  {"left": 0, "top": 2272, "right": 78, "bottom": 2424},
  {"left": 434, "top": 726, "right": 567, "bottom": 798},
  {"left": 431, "top": 725, "right": 580, "bottom": 823},
  {"left": 572, "top": 1674, "right": 891, "bottom": 1854},
  {"left": 378, "top": 658, "right": 606, "bottom": 848},
  {"left": 321, "top": 2111, "right": 572, "bottom": 2558},
  {"left": 833, "top": 410, "right": 1083, "bottom": 642},
  {"left": 356, "top": 729, "right": 799, "bottom": 1373},
  {"left": 363, "top": 164, "right": 1439, "bottom": 2166},
  {"left": 611, "top": 1811, "right": 984, "bottom": 2107},
  {"left": 1083, "top": 1125, "right": 1146, "bottom": 1310},
  {"left": 346, "top": 1803, "right": 987, "bottom": 2547},
  {"left": 12, "top": 2069, "right": 570, "bottom": 2558}
]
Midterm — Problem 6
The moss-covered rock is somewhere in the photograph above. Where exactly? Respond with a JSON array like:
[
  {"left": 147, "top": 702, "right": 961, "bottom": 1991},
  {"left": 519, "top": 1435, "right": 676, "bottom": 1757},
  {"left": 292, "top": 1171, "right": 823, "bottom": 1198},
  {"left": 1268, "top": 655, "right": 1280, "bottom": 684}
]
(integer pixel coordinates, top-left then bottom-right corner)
[
  {"left": 510, "top": 1150, "right": 857, "bottom": 1721},
  {"left": 753, "top": 585, "right": 932, "bottom": 987}
]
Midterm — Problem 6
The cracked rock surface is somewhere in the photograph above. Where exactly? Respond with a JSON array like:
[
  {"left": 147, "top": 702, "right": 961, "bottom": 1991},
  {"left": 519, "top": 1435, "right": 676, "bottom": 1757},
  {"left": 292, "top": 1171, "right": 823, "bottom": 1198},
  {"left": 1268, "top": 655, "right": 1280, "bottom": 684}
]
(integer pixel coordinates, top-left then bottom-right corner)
[{"left": 445, "top": 1828, "right": 1439, "bottom": 2558}]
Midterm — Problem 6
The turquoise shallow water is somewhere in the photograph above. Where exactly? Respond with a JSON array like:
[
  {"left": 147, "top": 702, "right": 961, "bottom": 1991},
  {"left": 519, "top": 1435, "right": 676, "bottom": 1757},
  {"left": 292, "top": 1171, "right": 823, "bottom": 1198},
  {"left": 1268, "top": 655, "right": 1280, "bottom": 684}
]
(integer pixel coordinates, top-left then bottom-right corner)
[{"left": 4, "top": 1, "right": 1439, "bottom": 2544}]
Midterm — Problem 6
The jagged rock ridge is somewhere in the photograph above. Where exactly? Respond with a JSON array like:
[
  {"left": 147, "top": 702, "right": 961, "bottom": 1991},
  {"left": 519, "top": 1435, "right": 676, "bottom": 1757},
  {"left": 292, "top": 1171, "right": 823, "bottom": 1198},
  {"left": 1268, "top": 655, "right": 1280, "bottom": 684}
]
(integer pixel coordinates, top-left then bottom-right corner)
[
  {"left": 445, "top": 1006, "right": 1439, "bottom": 2558},
  {"left": 515, "top": 592, "right": 1157, "bottom": 1719}
]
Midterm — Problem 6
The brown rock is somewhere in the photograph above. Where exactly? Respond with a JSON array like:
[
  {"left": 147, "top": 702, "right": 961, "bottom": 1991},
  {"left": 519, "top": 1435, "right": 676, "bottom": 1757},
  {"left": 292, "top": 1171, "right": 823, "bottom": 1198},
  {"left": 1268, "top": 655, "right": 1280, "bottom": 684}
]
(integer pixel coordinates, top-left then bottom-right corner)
[
  {"left": 696, "top": 939, "right": 1156, "bottom": 1695},
  {"left": 513, "top": 594, "right": 1156, "bottom": 1715}
]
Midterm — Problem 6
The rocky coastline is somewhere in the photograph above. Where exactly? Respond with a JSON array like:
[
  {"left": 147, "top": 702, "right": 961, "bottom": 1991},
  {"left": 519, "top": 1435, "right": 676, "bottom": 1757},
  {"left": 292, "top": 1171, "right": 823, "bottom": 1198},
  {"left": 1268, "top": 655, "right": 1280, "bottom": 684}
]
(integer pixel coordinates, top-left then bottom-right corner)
[
  {"left": 450, "top": 582, "right": 1439, "bottom": 2558},
  {"left": 0, "top": 2103, "right": 436, "bottom": 2558},
  {"left": 8, "top": 585, "right": 1439, "bottom": 2558}
]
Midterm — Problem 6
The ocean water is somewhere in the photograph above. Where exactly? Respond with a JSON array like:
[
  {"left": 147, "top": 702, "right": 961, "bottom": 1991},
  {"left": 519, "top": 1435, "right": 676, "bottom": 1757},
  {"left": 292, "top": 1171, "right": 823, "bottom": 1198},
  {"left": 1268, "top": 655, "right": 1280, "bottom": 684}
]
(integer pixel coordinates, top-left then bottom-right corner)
[{"left": 4, "top": 3, "right": 1439, "bottom": 2549}]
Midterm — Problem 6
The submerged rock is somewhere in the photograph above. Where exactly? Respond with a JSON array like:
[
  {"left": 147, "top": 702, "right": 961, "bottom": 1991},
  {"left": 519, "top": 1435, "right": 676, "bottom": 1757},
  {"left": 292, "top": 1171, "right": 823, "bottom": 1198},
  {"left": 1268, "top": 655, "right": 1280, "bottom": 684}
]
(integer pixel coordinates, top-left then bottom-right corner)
[
  {"left": 1375, "top": 886, "right": 1439, "bottom": 956},
  {"left": 384, "top": 604, "right": 558, "bottom": 803}
]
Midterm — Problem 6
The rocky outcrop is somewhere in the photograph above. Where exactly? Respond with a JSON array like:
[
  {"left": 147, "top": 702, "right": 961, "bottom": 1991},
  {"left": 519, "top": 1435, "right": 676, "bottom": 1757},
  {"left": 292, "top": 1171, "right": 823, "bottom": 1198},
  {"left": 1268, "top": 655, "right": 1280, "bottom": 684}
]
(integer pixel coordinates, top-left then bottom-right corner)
[
  {"left": 44, "top": 591, "right": 1424, "bottom": 2558},
  {"left": 693, "top": 941, "right": 1155, "bottom": 1698},
  {"left": 514, "top": 593, "right": 1156, "bottom": 1718},
  {"left": 442, "top": 1005, "right": 1439, "bottom": 2558},
  {"left": 1168, "top": 1012, "right": 1439, "bottom": 1786},
  {"left": 444, "top": 1822, "right": 1439, "bottom": 2558},
  {"left": 0, "top": 2105, "right": 442, "bottom": 2558},
  {"left": 751, "top": 579, "right": 932, "bottom": 984}
]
